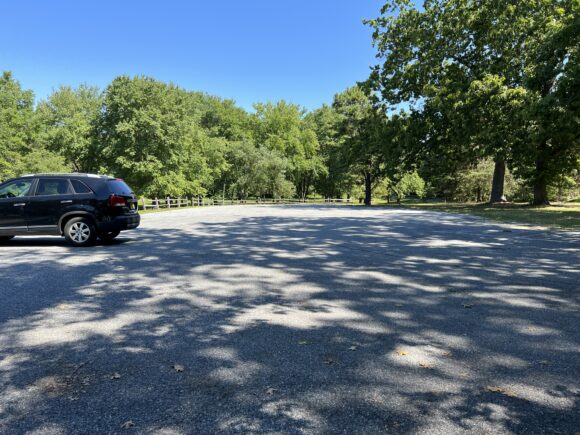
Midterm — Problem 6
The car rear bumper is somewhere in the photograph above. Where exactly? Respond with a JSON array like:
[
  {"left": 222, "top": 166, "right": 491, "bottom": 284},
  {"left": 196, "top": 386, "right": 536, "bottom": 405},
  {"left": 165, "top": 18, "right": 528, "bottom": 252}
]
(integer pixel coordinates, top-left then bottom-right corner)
[{"left": 98, "top": 213, "right": 140, "bottom": 233}]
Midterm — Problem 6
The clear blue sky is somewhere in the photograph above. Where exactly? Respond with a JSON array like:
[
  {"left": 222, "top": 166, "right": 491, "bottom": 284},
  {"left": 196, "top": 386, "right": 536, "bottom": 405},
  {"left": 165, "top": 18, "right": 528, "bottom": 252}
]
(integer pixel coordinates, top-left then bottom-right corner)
[{"left": 0, "top": 0, "right": 385, "bottom": 111}]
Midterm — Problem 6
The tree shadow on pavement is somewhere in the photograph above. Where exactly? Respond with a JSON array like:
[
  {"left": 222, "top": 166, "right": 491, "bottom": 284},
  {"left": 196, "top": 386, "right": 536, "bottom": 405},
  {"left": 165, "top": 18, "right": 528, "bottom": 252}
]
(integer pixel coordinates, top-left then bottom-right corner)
[{"left": 0, "top": 205, "right": 578, "bottom": 434}]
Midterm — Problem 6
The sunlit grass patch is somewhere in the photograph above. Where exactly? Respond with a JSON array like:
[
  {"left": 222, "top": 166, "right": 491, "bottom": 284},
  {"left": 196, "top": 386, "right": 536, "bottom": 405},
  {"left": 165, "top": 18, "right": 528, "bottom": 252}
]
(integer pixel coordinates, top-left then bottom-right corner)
[{"left": 379, "top": 200, "right": 580, "bottom": 230}]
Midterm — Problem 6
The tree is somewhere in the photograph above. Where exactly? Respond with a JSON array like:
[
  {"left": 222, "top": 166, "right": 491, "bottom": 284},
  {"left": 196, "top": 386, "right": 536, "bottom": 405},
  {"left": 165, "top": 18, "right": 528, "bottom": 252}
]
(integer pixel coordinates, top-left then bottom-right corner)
[
  {"left": 201, "top": 96, "right": 253, "bottom": 142},
  {"left": 255, "top": 148, "right": 296, "bottom": 199},
  {"left": 367, "top": 0, "right": 578, "bottom": 205},
  {"left": 307, "top": 105, "right": 346, "bottom": 197},
  {"left": 94, "top": 76, "right": 224, "bottom": 197},
  {"left": 253, "top": 101, "right": 324, "bottom": 199},
  {"left": 386, "top": 171, "right": 426, "bottom": 203},
  {"left": 37, "top": 84, "right": 102, "bottom": 172},
  {"left": 220, "top": 141, "right": 261, "bottom": 199},
  {"left": 332, "top": 86, "right": 388, "bottom": 205},
  {"left": 518, "top": 10, "right": 580, "bottom": 204},
  {"left": 0, "top": 71, "right": 68, "bottom": 181},
  {"left": 453, "top": 159, "right": 519, "bottom": 202},
  {"left": 0, "top": 71, "right": 36, "bottom": 180}
]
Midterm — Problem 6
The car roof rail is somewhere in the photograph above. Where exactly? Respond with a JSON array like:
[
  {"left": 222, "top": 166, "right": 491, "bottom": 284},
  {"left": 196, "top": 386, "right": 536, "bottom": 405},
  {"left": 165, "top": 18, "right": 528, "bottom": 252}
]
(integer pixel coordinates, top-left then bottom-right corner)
[{"left": 20, "top": 172, "right": 112, "bottom": 178}]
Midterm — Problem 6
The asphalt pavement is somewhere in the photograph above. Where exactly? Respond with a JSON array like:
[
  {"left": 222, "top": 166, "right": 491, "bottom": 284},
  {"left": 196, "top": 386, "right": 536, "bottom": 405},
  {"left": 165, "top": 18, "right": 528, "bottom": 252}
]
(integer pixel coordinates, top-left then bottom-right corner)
[{"left": 0, "top": 205, "right": 578, "bottom": 434}]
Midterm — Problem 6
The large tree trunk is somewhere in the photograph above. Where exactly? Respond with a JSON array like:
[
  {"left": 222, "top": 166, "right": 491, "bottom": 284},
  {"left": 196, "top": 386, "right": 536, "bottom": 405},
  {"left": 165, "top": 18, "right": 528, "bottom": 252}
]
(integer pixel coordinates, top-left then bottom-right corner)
[
  {"left": 532, "top": 144, "right": 550, "bottom": 205},
  {"left": 531, "top": 82, "right": 554, "bottom": 206},
  {"left": 490, "top": 158, "right": 506, "bottom": 203},
  {"left": 364, "top": 171, "right": 372, "bottom": 206},
  {"left": 533, "top": 178, "right": 549, "bottom": 205}
]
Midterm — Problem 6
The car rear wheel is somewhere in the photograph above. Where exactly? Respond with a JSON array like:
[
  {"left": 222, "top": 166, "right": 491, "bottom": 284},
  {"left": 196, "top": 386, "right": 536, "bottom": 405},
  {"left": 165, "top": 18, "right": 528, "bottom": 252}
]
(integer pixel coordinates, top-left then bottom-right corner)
[
  {"left": 0, "top": 236, "right": 14, "bottom": 242},
  {"left": 64, "top": 217, "right": 96, "bottom": 247},
  {"left": 99, "top": 230, "right": 120, "bottom": 242}
]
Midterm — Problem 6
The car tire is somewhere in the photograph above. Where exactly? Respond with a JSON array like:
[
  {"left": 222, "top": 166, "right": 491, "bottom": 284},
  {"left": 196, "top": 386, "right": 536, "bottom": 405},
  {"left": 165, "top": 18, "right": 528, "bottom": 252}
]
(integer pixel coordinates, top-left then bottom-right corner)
[
  {"left": 0, "top": 236, "right": 14, "bottom": 242},
  {"left": 64, "top": 217, "right": 96, "bottom": 247},
  {"left": 99, "top": 230, "right": 120, "bottom": 242}
]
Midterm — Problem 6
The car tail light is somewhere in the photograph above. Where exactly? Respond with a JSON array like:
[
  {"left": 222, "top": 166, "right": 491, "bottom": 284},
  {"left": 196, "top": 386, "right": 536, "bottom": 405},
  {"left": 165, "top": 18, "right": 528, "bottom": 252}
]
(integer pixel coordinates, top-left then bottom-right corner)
[{"left": 108, "top": 195, "right": 126, "bottom": 207}]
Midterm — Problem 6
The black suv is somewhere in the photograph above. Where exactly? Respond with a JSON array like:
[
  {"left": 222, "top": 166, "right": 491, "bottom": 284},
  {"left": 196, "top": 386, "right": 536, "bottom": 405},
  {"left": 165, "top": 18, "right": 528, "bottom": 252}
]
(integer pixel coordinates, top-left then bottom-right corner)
[{"left": 0, "top": 173, "right": 140, "bottom": 246}]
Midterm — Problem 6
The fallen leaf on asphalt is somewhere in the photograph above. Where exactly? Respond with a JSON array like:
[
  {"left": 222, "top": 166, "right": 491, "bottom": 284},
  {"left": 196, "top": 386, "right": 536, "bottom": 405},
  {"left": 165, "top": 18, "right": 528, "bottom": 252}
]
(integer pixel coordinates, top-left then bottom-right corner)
[
  {"left": 120, "top": 420, "right": 135, "bottom": 429},
  {"left": 442, "top": 351, "right": 453, "bottom": 358},
  {"left": 395, "top": 350, "right": 408, "bottom": 356},
  {"left": 265, "top": 387, "right": 278, "bottom": 395},
  {"left": 348, "top": 346, "right": 358, "bottom": 351},
  {"left": 419, "top": 362, "right": 434, "bottom": 369},
  {"left": 486, "top": 385, "right": 517, "bottom": 397},
  {"left": 298, "top": 340, "right": 310, "bottom": 345},
  {"left": 36, "top": 376, "right": 68, "bottom": 396},
  {"left": 322, "top": 356, "right": 336, "bottom": 365},
  {"left": 462, "top": 304, "right": 473, "bottom": 309},
  {"left": 172, "top": 364, "right": 184, "bottom": 373},
  {"left": 110, "top": 372, "right": 121, "bottom": 380}
]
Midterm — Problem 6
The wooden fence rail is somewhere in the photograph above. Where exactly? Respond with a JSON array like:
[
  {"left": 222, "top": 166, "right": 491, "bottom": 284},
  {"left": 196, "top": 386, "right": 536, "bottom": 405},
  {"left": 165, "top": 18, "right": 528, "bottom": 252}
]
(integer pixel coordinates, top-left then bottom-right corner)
[{"left": 139, "top": 197, "right": 353, "bottom": 210}]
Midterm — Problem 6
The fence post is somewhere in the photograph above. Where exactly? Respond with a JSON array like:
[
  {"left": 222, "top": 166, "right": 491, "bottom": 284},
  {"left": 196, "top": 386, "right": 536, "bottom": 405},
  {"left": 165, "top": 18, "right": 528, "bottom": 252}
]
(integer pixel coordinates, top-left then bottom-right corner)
[
  {"left": 141, "top": 197, "right": 146, "bottom": 210},
  {"left": 167, "top": 196, "right": 171, "bottom": 208},
  {"left": 154, "top": 197, "right": 159, "bottom": 209}
]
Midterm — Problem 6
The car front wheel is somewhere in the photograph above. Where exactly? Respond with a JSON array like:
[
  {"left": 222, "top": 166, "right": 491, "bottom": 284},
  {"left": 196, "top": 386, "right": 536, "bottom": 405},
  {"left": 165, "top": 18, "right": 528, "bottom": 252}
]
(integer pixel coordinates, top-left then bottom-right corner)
[{"left": 64, "top": 217, "right": 96, "bottom": 247}]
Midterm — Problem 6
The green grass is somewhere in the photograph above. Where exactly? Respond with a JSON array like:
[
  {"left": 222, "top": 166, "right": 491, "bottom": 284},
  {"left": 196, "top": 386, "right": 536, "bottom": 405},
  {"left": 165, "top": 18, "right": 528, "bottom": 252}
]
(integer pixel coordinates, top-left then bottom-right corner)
[{"left": 376, "top": 200, "right": 580, "bottom": 230}]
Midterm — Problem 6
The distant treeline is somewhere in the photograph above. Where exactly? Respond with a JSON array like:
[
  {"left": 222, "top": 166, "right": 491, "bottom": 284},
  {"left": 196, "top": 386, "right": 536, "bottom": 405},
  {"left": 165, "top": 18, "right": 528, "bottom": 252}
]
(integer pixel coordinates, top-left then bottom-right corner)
[{"left": 1, "top": 1, "right": 578, "bottom": 205}]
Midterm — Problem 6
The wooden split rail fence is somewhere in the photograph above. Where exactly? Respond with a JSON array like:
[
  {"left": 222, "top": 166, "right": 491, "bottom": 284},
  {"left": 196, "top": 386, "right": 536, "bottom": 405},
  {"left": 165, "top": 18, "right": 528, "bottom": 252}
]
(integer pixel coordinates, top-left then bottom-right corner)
[{"left": 140, "top": 196, "right": 353, "bottom": 210}]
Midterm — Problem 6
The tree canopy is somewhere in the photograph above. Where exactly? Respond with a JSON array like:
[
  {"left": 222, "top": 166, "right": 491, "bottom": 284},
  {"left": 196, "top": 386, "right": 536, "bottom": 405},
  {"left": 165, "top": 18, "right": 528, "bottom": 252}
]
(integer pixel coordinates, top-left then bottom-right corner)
[{"left": 366, "top": 0, "right": 579, "bottom": 204}]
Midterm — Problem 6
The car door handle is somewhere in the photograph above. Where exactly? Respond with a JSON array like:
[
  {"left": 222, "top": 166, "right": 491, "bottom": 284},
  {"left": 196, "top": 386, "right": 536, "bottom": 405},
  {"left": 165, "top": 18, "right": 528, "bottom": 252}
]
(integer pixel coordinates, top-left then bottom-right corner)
[
  {"left": 60, "top": 200, "right": 73, "bottom": 204},
  {"left": 14, "top": 203, "right": 26, "bottom": 207}
]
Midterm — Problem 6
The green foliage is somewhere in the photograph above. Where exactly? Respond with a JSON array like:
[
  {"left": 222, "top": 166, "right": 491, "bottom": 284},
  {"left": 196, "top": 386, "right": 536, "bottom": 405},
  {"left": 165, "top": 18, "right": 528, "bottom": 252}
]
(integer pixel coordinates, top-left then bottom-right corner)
[
  {"left": 453, "top": 159, "right": 519, "bottom": 202},
  {"left": 368, "top": 0, "right": 580, "bottom": 204},
  {"left": 548, "top": 172, "right": 579, "bottom": 203},
  {"left": 255, "top": 148, "right": 296, "bottom": 198},
  {"left": 94, "top": 76, "right": 225, "bottom": 197},
  {"left": 307, "top": 105, "right": 355, "bottom": 197},
  {"left": 253, "top": 101, "right": 324, "bottom": 198},
  {"left": 386, "top": 171, "right": 426, "bottom": 202},
  {"left": 332, "top": 86, "right": 388, "bottom": 205},
  {"left": 37, "top": 84, "right": 102, "bottom": 172},
  {"left": 0, "top": 71, "right": 35, "bottom": 180},
  {"left": 0, "top": 71, "right": 69, "bottom": 181},
  {"left": 13, "top": 148, "right": 69, "bottom": 176}
]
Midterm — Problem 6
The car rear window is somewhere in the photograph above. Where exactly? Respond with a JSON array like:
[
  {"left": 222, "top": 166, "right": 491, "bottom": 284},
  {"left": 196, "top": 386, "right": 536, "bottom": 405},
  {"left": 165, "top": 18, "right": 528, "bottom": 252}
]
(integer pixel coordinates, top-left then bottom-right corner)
[
  {"left": 107, "top": 179, "right": 133, "bottom": 195},
  {"left": 70, "top": 179, "right": 93, "bottom": 194}
]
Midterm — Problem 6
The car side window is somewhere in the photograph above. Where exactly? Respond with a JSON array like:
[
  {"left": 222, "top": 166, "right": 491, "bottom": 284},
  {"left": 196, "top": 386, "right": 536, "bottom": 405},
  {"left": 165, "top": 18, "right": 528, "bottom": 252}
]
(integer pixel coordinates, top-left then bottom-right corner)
[
  {"left": 70, "top": 179, "right": 93, "bottom": 194},
  {"left": 0, "top": 179, "right": 33, "bottom": 199},
  {"left": 35, "top": 179, "right": 72, "bottom": 196}
]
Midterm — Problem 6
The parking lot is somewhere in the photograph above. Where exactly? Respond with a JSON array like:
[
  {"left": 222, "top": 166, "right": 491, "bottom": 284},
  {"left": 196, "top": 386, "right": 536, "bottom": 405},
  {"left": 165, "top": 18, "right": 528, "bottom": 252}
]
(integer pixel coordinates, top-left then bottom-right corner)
[{"left": 0, "top": 205, "right": 578, "bottom": 434}]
